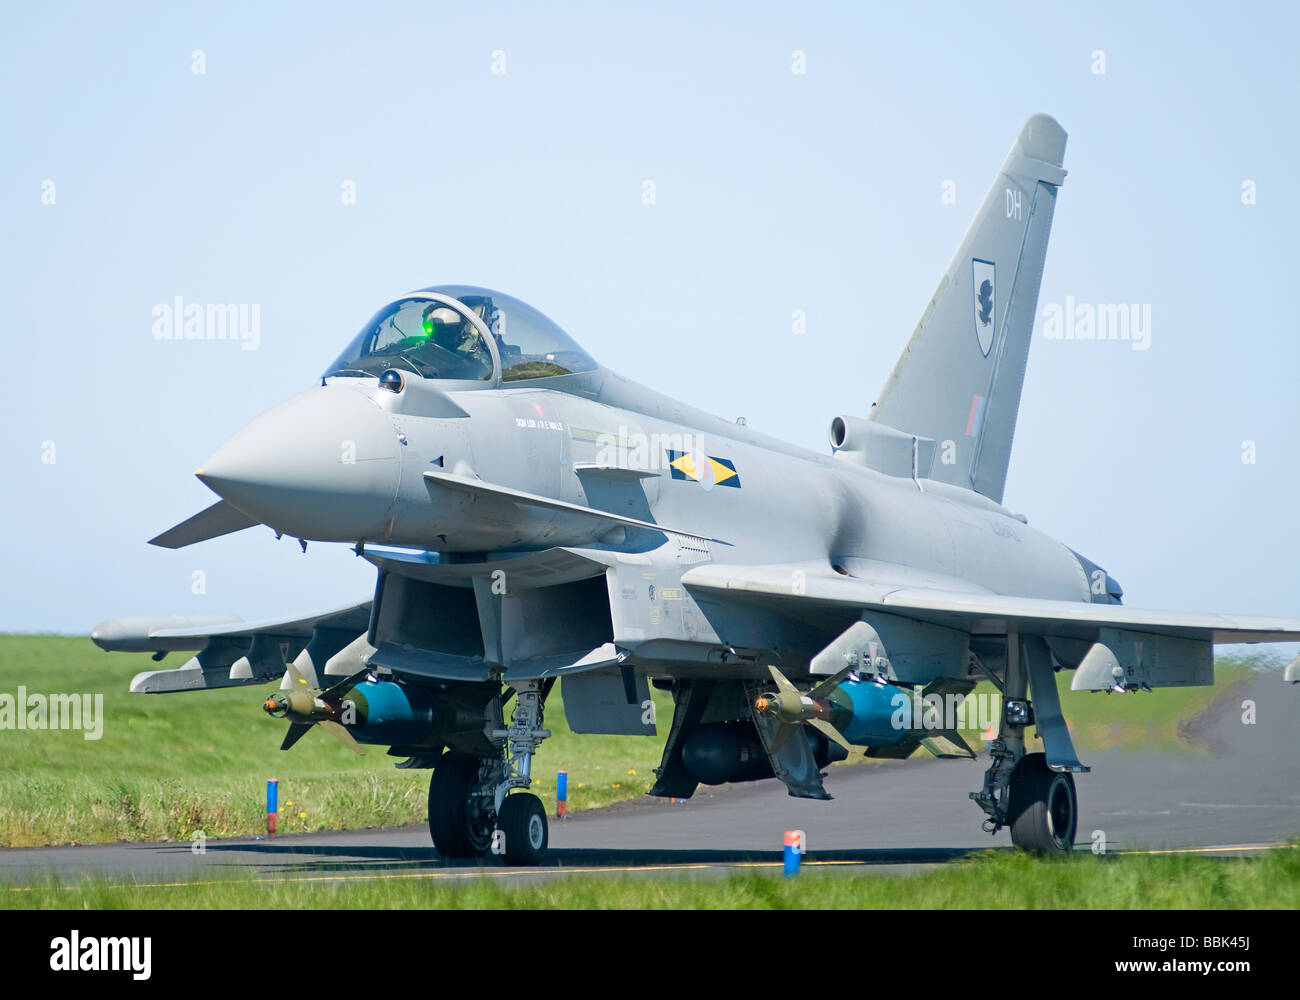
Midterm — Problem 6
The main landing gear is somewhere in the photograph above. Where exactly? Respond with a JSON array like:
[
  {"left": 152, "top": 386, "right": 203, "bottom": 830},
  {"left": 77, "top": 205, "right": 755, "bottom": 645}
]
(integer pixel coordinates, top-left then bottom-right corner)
[
  {"left": 974, "top": 725, "right": 1077, "bottom": 855},
  {"left": 970, "top": 630, "right": 1079, "bottom": 855},
  {"left": 427, "top": 681, "right": 552, "bottom": 866},
  {"left": 1007, "top": 752, "right": 1076, "bottom": 854}
]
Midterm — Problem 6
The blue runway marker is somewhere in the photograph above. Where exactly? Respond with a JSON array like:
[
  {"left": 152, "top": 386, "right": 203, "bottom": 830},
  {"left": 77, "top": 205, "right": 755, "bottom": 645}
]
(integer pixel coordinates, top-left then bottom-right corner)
[{"left": 267, "top": 778, "right": 278, "bottom": 837}]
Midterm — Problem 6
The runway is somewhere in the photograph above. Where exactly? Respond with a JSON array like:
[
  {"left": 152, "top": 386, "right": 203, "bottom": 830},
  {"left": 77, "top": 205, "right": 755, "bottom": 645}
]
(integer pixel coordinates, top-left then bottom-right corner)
[{"left": 3, "top": 672, "right": 1297, "bottom": 888}]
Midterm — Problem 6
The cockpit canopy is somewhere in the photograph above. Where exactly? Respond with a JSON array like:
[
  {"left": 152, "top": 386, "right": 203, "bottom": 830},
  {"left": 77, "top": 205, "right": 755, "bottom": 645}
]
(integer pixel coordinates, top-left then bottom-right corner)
[{"left": 324, "top": 286, "right": 597, "bottom": 385}]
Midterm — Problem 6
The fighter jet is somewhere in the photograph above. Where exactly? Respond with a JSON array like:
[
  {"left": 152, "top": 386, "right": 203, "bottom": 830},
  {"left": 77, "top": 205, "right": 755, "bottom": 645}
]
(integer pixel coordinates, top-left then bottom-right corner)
[{"left": 93, "top": 114, "right": 1300, "bottom": 863}]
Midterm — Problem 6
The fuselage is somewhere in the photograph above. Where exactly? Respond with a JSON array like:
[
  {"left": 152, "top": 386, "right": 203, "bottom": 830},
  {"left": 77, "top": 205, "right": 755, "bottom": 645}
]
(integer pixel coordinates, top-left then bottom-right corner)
[
  {"left": 189, "top": 280, "right": 1102, "bottom": 688},
  {"left": 199, "top": 364, "right": 1093, "bottom": 611}
]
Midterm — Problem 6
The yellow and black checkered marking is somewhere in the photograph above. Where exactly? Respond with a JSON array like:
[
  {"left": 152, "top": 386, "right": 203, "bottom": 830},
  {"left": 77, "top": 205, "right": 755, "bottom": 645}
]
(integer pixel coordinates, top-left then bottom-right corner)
[{"left": 665, "top": 450, "right": 741, "bottom": 488}]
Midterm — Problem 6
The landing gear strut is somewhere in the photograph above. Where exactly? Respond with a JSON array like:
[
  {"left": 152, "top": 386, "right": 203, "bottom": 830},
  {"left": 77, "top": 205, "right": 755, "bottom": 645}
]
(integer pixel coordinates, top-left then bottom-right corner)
[
  {"left": 970, "top": 628, "right": 1078, "bottom": 855},
  {"left": 425, "top": 680, "right": 552, "bottom": 865}
]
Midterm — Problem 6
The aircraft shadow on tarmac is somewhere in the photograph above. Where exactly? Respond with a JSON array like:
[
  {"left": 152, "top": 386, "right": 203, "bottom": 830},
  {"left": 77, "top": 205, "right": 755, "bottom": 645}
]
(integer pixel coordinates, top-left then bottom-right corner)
[{"left": 200, "top": 842, "right": 988, "bottom": 874}]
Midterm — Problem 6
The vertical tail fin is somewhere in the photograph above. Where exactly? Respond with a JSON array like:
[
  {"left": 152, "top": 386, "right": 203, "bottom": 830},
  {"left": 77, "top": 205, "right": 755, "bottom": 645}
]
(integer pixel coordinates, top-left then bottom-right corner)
[{"left": 869, "top": 114, "right": 1067, "bottom": 503}]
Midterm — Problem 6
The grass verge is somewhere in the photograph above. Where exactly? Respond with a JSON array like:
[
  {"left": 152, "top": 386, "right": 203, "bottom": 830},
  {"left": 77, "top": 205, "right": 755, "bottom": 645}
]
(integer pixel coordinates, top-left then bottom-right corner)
[{"left": 5, "top": 842, "right": 1298, "bottom": 909}]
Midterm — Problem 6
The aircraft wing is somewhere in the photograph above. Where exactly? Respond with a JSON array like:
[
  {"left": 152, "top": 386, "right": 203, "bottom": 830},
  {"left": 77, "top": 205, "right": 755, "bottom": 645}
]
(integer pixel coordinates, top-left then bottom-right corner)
[
  {"left": 92, "top": 600, "right": 373, "bottom": 694},
  {"left": 144, "top": 600, "right": 372, "bottom": 642},
  {"left": 680, "top": 562, "right": 1300, "bottom": 645},
  {"left": 92, "top": 600, "right": 372, "bottom": 653}
]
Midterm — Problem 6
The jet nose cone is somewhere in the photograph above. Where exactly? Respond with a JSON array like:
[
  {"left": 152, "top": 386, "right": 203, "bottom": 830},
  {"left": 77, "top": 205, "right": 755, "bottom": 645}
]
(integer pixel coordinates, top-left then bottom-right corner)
[{"left": 198, "top": 383, "right": 401, "bottom": 541}]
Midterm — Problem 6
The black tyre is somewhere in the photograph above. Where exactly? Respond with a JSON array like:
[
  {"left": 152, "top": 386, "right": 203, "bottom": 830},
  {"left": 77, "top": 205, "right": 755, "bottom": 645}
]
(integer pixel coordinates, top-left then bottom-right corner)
[
  {"left": 1007, "top": 752, "right": 1076, "bottom": 855},
  {"left": 428, "top": 752, "right": 493, "bottom": 859},
  {"left": 496, "top": 792, "right": 548, "bottom": 865}
]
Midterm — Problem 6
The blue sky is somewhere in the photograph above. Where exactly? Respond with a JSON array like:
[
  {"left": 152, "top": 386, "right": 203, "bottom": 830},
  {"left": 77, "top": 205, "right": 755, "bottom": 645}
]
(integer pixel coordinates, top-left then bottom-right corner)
[{"left": 2, "top": 1, "right": 1297, "bottom": 637}]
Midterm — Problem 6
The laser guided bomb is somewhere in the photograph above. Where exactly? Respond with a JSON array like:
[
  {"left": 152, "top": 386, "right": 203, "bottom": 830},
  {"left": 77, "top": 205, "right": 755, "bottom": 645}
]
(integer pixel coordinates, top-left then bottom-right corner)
[
  {"left": 753, "top": 664, "right": 926, "bottom": 752},
  {"left": 682, "top": 657, "right": 978, "bottom": 789},
  {"left": 261, "top": 663, "right": 364, "bottom": 752},
  {"left": 262, "top": 663, "right": 497, "bottom": 758},
  {"left": 94, "top": 115, "right": 1300, "bottom": 864},
  {"left": 750, "top": 621, "right": 979, "bottom": 757}
]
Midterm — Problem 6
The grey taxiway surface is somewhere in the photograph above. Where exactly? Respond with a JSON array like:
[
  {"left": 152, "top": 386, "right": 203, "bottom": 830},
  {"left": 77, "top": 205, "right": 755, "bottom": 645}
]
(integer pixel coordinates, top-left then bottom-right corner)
[{"left": 3, "top": 673, "right": 1297, "bottom": 887}]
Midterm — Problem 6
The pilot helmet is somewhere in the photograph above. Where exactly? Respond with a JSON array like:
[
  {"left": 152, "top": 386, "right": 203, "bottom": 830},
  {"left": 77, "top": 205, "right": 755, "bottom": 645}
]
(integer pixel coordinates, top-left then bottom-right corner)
[{"left": 421, "top": 303, "right": 462, "bottom": 337}]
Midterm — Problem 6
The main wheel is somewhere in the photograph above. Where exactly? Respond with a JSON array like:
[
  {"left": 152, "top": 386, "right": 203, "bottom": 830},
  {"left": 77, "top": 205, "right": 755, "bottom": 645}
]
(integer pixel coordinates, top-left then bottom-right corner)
[
  {"left": 496, "top": 792, "right": 548, "bottom": 865},
  {"left": 1007, "top": 752, "right": 1076, "bottom": 855},
  {"left": 428, "top": 752, "right": 493, "bottom": 859}
]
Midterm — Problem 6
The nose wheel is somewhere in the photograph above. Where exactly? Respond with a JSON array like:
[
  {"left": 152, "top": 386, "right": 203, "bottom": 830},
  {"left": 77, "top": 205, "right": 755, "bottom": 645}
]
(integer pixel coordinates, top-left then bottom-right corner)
[
  {"left": 427, "top": 681, "right": 553, "bottom": 865},
  {"left": 497, "top": 792, "right": 548, "bottom": 865}
]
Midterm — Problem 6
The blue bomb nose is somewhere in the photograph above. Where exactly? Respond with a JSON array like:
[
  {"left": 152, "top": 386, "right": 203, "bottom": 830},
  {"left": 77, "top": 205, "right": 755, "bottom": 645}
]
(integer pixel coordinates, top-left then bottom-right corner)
[{"left": 196, "top": 383, "right": 401, "bottom": 542}]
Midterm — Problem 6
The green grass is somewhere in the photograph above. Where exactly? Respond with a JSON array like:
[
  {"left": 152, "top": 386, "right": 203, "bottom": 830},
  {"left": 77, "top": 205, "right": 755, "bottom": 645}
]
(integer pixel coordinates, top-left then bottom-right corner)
[
  {"left": 958, "top": 653, "right": 1266, "bottom": 757},
  {"left": 6, "top": 842, "right": 1299, "bottom": 909},
  {"left": 0, "top": 636, "right": 1279, "bottom": 847},
  {"left": 0, "top": 635, "right": 674, "bottom": 847},
  {"left": 1055, "top": 653, "right": 1270, "bottom": 754}
]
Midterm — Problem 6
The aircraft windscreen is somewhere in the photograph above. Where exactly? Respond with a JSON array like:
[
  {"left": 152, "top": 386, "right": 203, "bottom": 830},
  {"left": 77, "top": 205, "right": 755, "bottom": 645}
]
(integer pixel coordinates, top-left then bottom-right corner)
[
  {"left": 424, "top": 286, "right": 596, "bottom": 383},
  {"left": 325, "top": 297, "right": 495, "bottom": 381},
  {"left": 326, "top": 289, "right": 595, "bottom": 384}
]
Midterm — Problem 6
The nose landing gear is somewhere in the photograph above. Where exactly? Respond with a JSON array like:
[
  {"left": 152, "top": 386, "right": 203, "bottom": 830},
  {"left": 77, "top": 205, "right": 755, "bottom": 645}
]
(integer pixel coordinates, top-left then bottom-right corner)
[{"left": 426, "top": 680, "right": 552, "bottom": 865}]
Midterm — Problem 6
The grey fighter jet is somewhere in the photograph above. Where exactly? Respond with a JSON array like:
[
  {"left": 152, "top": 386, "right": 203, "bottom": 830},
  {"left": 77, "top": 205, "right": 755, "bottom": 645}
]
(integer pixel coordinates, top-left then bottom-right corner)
[{"left": 94, "top": 115, "right": 1300, "bottom": 863}]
